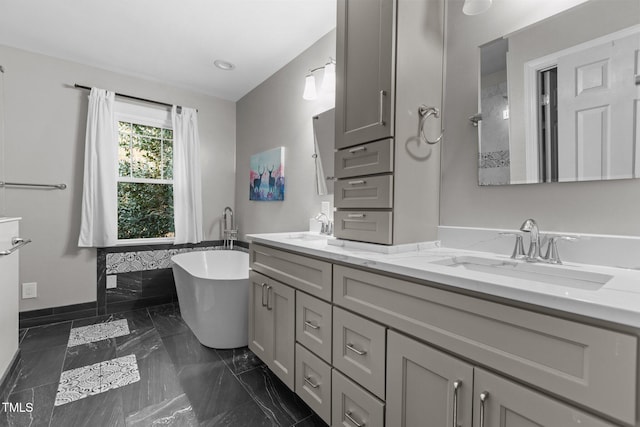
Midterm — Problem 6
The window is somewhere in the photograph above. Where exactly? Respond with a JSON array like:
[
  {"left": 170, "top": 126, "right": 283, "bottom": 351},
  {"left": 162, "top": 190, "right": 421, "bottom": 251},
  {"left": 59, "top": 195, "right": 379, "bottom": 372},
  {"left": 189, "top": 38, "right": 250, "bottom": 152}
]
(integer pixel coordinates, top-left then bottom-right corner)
[{"left": 117, "top": 118, "right": 174, "bottom": 242}]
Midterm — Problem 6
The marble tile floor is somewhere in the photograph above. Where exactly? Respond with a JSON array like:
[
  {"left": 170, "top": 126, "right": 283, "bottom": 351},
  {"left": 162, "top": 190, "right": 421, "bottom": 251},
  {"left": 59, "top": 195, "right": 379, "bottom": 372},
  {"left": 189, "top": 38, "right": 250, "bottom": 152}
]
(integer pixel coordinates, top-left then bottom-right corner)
[{"left": 0, "top": 303, "right": 328, "bottom": 427}]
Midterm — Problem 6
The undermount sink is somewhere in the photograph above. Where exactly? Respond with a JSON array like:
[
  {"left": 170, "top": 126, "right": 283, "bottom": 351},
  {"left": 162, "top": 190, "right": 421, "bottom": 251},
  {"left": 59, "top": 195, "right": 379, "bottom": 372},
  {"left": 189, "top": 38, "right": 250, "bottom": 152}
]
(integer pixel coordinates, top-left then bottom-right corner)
[
  {"left": 431, "top": 256, "right": 612, "bottom": 290},
  {"left": 284, "top": 233, "right": 330, "bottom": 242}
]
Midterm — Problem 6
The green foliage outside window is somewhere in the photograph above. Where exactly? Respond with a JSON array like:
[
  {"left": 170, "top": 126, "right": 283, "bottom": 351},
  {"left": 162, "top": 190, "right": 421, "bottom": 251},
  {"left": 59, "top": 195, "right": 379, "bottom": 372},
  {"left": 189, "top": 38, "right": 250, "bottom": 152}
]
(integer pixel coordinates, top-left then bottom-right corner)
[
  {"left": 117, "top": 121, "right": 174, "bottom": 240},
  {"left": 117, "top": 183, "right": 174, "bottom": 239}
]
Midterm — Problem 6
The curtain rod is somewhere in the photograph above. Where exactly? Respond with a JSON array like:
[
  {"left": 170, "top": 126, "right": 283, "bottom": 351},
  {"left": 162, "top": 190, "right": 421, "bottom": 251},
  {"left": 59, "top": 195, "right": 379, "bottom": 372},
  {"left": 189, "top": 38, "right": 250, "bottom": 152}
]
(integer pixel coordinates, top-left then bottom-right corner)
[{"left": 74, "top": 84, "right": 174, "bottom": 109}]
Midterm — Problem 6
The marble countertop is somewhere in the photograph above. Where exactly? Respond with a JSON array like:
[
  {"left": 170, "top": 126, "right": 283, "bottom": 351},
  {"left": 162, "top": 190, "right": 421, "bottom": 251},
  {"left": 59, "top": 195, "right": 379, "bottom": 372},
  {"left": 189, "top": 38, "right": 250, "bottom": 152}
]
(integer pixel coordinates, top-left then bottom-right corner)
[{"left": 247, "top": 232, "right": 640, "bottom": 329}]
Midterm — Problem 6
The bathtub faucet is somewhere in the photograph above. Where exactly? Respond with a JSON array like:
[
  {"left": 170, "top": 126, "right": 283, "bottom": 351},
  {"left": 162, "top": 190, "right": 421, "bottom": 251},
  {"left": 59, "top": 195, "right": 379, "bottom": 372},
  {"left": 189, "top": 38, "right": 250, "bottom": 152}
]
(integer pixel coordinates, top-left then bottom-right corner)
[{"left": 223, "top": 207, "right": 237, "bottom": 250}]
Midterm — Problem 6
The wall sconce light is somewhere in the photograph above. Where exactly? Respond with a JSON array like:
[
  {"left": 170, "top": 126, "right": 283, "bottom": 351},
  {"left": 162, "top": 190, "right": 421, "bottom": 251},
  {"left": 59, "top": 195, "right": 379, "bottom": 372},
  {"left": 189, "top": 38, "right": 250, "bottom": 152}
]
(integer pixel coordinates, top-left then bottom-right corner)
[
  {"left": 303, "top": 58, "right": 336, "bottom": 100},
  {"left": 463, "top": 0, "right": 492, "bottom": 15}
]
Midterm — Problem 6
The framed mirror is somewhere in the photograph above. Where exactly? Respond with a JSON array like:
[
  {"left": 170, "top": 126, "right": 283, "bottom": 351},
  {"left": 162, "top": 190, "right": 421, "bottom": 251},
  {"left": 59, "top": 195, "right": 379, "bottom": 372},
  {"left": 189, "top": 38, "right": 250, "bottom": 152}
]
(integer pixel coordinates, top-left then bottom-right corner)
[
  {"left": 477, "top": 0, "right": 640, "bottom": 186},
  {"left": 312, "top": 108, "right": 335, "bottom": 195}
]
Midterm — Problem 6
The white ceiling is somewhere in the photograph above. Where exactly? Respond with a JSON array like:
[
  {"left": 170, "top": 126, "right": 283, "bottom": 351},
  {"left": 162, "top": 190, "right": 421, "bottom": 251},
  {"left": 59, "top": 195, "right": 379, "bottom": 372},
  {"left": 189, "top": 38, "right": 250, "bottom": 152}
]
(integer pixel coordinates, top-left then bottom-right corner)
[{"left": 0, "top": 0, "right": 337, "bottom": 101}]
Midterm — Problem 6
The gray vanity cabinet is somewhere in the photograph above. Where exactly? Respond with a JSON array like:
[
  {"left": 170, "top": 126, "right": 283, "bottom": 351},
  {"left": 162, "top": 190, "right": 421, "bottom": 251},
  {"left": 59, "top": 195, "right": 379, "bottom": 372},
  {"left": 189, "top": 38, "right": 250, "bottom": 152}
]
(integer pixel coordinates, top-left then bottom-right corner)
[
  {"left": 248, "top": 270, "right": 295, "bottom": 390},
  {"left": 472, "top": 368, "right": 617, "bottom": 427},
  {"left": 335, "top": 0, "right": 395, "bottom": 149},
  {"left": 250, "top": 242, "right": 638, "bottom": 426},
  {"left": 387, "top": 330, "right": 617, "bottom": 427},
  {"left": 387, "top": 331, "right": 474, "bottom": 427}
]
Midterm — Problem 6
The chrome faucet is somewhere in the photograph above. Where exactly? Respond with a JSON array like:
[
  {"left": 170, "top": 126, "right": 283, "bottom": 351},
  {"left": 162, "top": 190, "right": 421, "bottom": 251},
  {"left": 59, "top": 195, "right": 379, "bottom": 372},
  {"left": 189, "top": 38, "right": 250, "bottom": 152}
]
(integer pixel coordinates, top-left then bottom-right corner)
[
  {"left": 223, "top": 206, "right": 237, "bottom": 249},
  {"left": 504, "top": 219, "right": 577, "bottom": 264},
  {"left": 519, "top": 218, "right": 541, "bottom": 262},
  {"left": 314, "top": 212, "right": 333, "bottom": 235}
]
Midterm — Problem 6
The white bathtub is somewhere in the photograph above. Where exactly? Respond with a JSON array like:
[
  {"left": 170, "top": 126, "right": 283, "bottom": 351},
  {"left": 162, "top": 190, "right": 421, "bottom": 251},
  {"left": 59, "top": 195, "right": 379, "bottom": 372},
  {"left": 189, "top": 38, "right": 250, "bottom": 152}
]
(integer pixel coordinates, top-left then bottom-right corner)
[{"left": 171, "top": 250, "right": 249, "bottom": 349}]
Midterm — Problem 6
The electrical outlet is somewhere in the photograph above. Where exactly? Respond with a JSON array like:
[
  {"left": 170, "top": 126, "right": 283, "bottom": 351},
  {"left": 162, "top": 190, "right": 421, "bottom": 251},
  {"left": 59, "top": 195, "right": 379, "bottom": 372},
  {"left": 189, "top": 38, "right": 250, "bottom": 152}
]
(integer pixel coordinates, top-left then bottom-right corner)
[
  {"left": 22, "top": 282, "right": 37, "bottom": 299},
  {"left": 106, "top": 275, "right": 117, "bottom": 289}
]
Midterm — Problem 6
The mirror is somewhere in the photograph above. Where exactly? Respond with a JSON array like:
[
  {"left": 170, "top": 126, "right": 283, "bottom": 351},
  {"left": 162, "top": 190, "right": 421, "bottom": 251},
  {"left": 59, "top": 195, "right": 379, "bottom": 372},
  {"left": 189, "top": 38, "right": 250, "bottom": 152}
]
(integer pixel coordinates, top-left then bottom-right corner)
[
  {"left": 478, "top": 0, "right": 640, "bottom": 186},
  {"left": 312, "top": 108, "right": 335, "bottom": 195}
]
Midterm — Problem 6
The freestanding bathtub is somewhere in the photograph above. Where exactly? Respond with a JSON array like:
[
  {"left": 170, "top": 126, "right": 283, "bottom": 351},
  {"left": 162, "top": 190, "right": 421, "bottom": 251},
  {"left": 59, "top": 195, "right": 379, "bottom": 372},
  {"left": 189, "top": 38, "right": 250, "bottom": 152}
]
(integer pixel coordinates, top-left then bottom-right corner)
[{"left": 171, "top": 250, "right": 249, "bottom": 349}]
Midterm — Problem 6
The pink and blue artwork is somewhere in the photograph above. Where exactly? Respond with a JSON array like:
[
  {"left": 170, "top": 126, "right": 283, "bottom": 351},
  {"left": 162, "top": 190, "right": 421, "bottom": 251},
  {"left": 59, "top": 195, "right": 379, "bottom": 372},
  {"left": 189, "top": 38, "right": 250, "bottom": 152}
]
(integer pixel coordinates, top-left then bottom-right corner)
[{"left": 250, "top": 147, "right": 285, "bottom": 201}]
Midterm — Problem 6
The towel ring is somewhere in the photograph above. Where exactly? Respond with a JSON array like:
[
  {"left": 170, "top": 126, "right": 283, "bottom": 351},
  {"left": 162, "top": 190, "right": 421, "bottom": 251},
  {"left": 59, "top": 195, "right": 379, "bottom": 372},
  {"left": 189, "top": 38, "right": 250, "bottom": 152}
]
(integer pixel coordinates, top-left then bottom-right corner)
[{"left": 418, "top": 105, "right": 444, "bottom": 145}]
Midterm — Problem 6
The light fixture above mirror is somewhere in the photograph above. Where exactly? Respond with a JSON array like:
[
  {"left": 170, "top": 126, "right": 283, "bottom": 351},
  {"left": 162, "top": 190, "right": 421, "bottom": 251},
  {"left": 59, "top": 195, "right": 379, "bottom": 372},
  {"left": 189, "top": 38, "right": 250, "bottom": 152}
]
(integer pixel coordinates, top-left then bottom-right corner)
[{"left": 303, "top": 58, "right": 336, "bottom": 100}]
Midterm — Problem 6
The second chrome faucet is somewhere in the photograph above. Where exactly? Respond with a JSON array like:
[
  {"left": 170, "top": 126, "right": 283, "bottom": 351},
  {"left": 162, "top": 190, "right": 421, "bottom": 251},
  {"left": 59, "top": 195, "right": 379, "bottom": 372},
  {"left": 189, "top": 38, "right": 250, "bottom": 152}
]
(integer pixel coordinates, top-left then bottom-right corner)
[{"left": 503, "top": 219, "right": 576, "bottom": 265}]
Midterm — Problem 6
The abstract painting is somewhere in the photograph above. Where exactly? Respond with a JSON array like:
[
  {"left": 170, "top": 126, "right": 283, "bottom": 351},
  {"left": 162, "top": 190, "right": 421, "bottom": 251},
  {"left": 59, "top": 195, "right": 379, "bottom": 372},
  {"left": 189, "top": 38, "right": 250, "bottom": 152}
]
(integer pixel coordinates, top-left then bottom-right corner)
[{"left": 250, "top": 147, "right": 285, "bottom": 201}]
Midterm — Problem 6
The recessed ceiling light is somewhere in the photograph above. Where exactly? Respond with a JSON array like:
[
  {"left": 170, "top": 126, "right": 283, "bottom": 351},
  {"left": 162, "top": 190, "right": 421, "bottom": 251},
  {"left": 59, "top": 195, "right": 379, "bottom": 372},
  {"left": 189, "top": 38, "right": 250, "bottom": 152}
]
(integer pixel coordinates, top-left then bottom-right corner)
[{"left": 214, "top": 60, "right": 235, "bottom": 71}]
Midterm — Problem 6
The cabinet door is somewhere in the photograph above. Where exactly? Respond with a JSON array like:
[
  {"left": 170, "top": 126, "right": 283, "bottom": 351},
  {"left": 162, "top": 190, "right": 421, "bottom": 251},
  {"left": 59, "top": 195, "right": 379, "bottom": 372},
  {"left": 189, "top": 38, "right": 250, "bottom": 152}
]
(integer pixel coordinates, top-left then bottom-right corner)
[
  {"left": 248, "top": 270, "right": 271, "bottom": 363},
  {"left": 267, "top": 279, "right": 296, "bottom": 390},
  {"left": 387, "top": 331, "right": 473, "bottom": 427},
  {"left": 473, "top": 368, "right": 617, "bottom": 427},
  {"left": 336, "top": 0, "right": 395, "bottom": 149}
]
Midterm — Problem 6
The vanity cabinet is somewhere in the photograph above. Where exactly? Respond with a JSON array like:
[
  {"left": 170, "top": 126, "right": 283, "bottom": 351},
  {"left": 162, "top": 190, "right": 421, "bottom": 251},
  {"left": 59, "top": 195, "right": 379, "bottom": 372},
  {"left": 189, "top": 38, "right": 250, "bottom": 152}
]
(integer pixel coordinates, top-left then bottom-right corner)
[
  {"left": 473, "top": 368, "right": 617, "bottom": 427},
  {"left": 248, "top": 270, "right": 295, "bottom": 389},
  {"left": 334, "top": 264, "right": 637, "bottom": 425},
  {"left": 388, "top": 330, "right": 618, "bottom": 427},
  {"left": 387, "top": 330, "right": 474, "bottom": 427},
  {"left": 250, "top": 241, "right": 638, "bottom": 426},
  {"left": 334, "top": 0, "right": 444, "bottom": 245}
]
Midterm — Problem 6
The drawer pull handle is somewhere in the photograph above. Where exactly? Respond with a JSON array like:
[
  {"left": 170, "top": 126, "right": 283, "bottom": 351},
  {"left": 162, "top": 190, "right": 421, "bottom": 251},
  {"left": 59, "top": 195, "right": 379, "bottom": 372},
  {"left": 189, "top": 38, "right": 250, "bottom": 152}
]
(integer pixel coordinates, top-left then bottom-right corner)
[
  {"left": 348, "top": 180, "right": 366, "bottom": 185},
  {"left": 452, "top": 380, "right": 461, "bottom": 427},
  {"left": 304, "top": 376, "right": 320, "bottom": 389},
  {"left": 345, "top": 411, "right": 365, "bottom": 427},
  {"left": 304, "top": 320, "right": 320, "bottom": 330},
  {"left": 260, "top": 283, "right": 267, "bottom": 307},
  {"left": 266, "top": 285, "right": 273, "bottom": 311},
  {"left": 479, "top": 391, "right": 489, "bottom": 427},
  {"left": 348, "top": 146, "right": 367, "bottom": 154},
  {"left": 347, "top": 213, "right": 366, "bottom": 219},
  {"left": 346, "top": 343, "right": 367, "bottom": 356},
  {"left": 378, "top": 90, "right": 386, "bottom": 126}
]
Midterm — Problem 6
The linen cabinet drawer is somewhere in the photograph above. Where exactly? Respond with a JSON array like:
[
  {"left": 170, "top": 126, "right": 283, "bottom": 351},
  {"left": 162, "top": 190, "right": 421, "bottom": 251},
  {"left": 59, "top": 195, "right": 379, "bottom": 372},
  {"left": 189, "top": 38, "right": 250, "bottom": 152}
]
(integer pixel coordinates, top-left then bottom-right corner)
[
  {"left": 335, "top": 138, "right": 394, "bottom": 178},
  {"left": 250, "top": 243, "right": 332, "bottom": 301},
  {"left": 335, "top": 175, "right": 393, "bottom": 209},
  {"left": 296, "top": 291, "right": 332, "bottom": 363},
  {"left": 332, "top": 369, "right": 384, "bottom": 427},
  {"left": 333, "top": 265, "right": 637, "bottom": 425},
  {"left": 334, "top": 210, "right": 392, "bottom": 245},
  {"left": 333, "top": 307, "right": 386, "bottom": 400},
  {"left": 295, "top": 343, "right": 332, "bottom": 424}
]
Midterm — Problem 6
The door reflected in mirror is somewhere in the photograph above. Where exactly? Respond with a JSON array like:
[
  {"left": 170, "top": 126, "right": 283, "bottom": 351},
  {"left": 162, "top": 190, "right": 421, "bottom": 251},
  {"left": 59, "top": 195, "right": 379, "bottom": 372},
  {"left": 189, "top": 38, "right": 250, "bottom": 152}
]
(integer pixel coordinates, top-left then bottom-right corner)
[
  {"left": 312, "top": 108, "right": 335, "bottom": 195},
  {"left": 477, "top": 0, "right": 640, "bottom": 186}
]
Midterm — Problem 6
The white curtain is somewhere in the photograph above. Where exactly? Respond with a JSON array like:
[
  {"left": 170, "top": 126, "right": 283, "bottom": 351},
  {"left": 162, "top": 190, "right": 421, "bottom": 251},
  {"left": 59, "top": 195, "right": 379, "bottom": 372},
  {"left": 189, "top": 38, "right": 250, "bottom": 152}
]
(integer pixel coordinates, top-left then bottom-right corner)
[
  {"left": 172, "top": 106, "right": 203, "bottom": 244},
  {"left": 78, "top": 88, "right": 118, "bottom": 247}
]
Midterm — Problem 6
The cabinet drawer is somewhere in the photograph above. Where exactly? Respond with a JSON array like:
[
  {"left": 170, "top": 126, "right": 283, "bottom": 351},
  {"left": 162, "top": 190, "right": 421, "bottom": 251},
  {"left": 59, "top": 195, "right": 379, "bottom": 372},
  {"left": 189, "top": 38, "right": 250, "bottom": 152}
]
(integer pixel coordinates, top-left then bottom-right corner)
[
  {"left": 250, "top": 243, "right": 332, "bottom": 301},
  {"left": 332, "top": 369, "right": 384, "bottom": 427},
  {"left": 335, "top": 139, "right": 394, "bottom": 178},
  {"left": 333, "top": 307, "right": 386, "bottom": 399},
  {"left": 333, "top": 265, "right": 637, "bottom": 425},
  {"left": 295, "top": 343, "right": 332, "bottom": 424},
  {"left": 334, "top": 210, "right": 392, "bottom": 245},
  {"left": 335, "top": 175, "right": 393, "bottom": 209},
  {"left": 296, "top": 291, "right": 332, "bottom": 363}
]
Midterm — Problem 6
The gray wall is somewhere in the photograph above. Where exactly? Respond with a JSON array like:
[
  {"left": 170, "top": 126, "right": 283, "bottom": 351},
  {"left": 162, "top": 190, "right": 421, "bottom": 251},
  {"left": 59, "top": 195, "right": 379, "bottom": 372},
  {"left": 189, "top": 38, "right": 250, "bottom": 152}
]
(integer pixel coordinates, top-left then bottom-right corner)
[
  {"left": 440, "top": 0, "right": 640, "bottom": 236},
  {"left": 0, "top": 45, "right": 236, "bottom": 311},
  {"left": 235, "top": 30, "right": 336, "bottom": 238}
]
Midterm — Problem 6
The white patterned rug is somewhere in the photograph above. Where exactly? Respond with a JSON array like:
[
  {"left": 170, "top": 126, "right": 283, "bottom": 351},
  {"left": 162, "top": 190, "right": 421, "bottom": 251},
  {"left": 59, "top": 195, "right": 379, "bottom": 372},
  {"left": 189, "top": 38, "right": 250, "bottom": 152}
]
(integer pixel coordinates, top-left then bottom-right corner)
[
  {"left": 67, "top": 319, "right": 130, "bottom": 347},
  {"left": 54, "top": 354, "right": 140, "bottom": 406}
]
